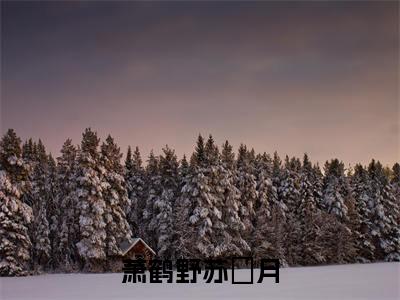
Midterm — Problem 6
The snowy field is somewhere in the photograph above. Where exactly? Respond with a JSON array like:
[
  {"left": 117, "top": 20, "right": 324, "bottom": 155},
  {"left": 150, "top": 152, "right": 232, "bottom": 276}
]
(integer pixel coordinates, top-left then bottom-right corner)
[{"left": 1, "top": 262, "right": 399, "bottom": 300}]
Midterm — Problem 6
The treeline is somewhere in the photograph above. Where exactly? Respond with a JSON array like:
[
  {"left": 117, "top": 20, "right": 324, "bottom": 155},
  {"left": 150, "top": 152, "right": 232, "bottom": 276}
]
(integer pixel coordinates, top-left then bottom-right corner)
[{"left": 0, "top": 128, "right": 399, "bottom": 276}]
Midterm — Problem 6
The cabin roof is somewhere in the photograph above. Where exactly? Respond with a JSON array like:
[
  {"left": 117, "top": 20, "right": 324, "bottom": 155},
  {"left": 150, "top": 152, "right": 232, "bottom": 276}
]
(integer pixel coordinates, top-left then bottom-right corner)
[{"left": 119, "top": 238, "right": 156, "bottom": 256}]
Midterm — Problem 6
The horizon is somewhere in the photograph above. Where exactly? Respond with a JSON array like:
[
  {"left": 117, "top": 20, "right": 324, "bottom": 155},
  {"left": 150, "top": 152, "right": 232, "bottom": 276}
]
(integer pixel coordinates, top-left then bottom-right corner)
[{"left": 1, "top": 126, "right": 397, "bottom": 170}]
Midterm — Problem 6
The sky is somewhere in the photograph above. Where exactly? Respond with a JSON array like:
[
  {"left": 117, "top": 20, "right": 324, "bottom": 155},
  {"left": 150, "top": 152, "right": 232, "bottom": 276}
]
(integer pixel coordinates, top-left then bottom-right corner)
[{"left": 1, "top": 1, "right": 399, "bottom": 166}]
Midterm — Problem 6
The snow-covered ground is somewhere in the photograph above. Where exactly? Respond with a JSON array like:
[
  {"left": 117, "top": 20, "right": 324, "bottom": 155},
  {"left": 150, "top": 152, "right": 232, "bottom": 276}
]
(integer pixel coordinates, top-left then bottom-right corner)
[{"left": 1, "top": 262, "right": 399, "bottom": 300}]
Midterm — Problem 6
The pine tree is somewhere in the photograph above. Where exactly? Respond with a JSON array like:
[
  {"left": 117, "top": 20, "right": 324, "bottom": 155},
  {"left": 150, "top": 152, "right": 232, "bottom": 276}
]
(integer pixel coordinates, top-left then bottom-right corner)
[
  {"left": 368, "top": 160, "right": 400, "bottom": 261},
  {"left": 252, "top": 153, "right": 274, "bottom": 259},
  {"left": 236, "top": 144, "right": 257, "bottom": 244},
  {"left": 100, "top": 135, "right": 133, "bottom": 260},
  {"left": 322, "top": 159, "right": 350, "bottom": 221},
  {"left": 143, "top": 151, "right": 162, "bottom": 249},
  {"left": 46, "top": 154, "right": 59, "bottom": 268},
  {"left": 30, "top": 140, "right": 51, "bottom": 271},
  {"left": 391, "top": 163, "right": 400, "bottom": 224},
  {"left": 56, "top": 139, "right": 79, "bottom": 271},
  {"left": 216, "top": 141, "right": 250, "bottom": 257},
  {"left": 0, "top": 130, "right": 33, "bottom": 276},
  {"left": 176, "top": 135, "right": 218, "bottom": 259},
  {"left": 153, "top": 146, "right": 179, "bottom": 259},
  {"left": 179, "top": 155, "right": 190, "bottom": 181},
  {"left": 75, "top": 128, "right": 107, "bottom": 271},
  {"left": 278, "top": 156, "right": 301, "bottom": 213},
  {"left": 271, "top": 151, "right": 287, "bottom": 213},
  {"left": 0, "top": 171, "right": 33, "bottom": 276},
  {"left": 0, "top": 129, "right": 26, "bottom": 183},
  {"left": 125, "top": 146, "right": 146, "bottom": 236},
  {"left": 350, "top": 164, "right": 375, "bottom": 262},
  {"left": 295, "top": 154, "right": 325, "bottom": 265}
]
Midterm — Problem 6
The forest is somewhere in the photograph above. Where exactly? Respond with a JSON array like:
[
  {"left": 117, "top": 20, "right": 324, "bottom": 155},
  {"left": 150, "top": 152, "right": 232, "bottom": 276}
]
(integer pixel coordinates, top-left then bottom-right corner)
[{"left": 0, "top": 128, "right": 399, "bottom": 276}]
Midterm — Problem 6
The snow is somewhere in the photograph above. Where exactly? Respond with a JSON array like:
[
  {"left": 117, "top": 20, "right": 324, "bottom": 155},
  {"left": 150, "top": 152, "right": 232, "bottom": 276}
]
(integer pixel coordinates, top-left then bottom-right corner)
[{"left": 1, "top": 263, "right": 399, "bottom": 300}]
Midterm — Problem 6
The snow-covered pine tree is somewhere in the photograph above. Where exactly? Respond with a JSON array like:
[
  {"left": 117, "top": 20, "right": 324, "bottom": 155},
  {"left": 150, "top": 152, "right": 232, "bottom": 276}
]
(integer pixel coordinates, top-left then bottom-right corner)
[
  {"left": 46, "top": 154, "right": 60, "bottom": 268},
  {"left": 175, "top": 135, "right": 218, "bottom": 259},
  {"left": 142, "top": 151, "right": 162, "bottom": 249},
  {"left": 0, "top": 129, "right": 29, "bottom": 186},
  {"left": 75, "top": 128, "right": 107, "bottom": 271},
  {"left": 391, "top": 163, "right": 400, "bottom": 224},
  {"left": 179, "top": 155, "right": 190, "bottom": 181},
  {"left": 312, "top": 163, "right": 324, "bottom": 209},
  {"left": 271, "top": 152, "right": 288, "bottom": 213},
  {"left": 367, "top": 160, "right": 400, "bottom": 261},
  {"left": 30, "top": 140, "right": 51, "bottom": 271},
  {"left": 350, "top": 164, "right": 375, "bottom": 262},
  {"left": 152, "top": 146, "right": 179, "bottom": 259},
  {"left": 322, "top": 159, "right": 350, "bottom": 221},
  {"left": 253, "top": 153, "right": 274, "bottom": 260},
  {"left": 278, "top": 156, "right": 301, "bottom": 213},
  {"left": 215, "top": 141, "right": 250, "bottom": 258},
  {"left": 22, "top": 139, "right": 35, "bottom": 165},
  {"left": 253, "top": 152, "right": 272, "bottom": 230},
  {"left": 100, "top": 135, "right": 132, "bottom": 261},
  {"left": 295, "top": 154, "right": 326, "bottom": 265},
  {"left": 172, "top": 155, "right": 190, "bottom": 258},
  {"left": 236, "top": 144, "right": 257, "bottom": 245},
  {"left": 56, "top": 139, "right": 79, "bottom": 271},
  {"left": 0, "top": 129, "right": 33, "bottom": 276},
  {"left": 125, "top": 146, "right": 146, "bottom": 236},
  {"left": 275, "top": 156, "right": 303, "bottom": 265},
  {"left": 0, "top": 171, "right": 33, "bottom": 276},
  {"left": 251, "top": 151, "right": 288, "bottom": 266}
]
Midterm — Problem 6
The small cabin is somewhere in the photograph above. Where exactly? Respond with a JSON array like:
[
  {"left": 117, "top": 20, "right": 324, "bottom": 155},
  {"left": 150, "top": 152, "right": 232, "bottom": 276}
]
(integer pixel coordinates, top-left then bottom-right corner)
[{"left": 109, "top": 238, "right": 156, "bottom": 272}]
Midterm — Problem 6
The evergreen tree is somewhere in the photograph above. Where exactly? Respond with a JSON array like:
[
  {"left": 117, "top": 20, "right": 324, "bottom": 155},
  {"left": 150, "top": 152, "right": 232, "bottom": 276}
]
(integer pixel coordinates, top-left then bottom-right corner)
[
  {"left": 236, "top": 144, "right": 257, "bottom": 244},
  {"left": 391, "top": 163, "right": 400, "bottom": 224},
  {"left": 143, "top": 151, "right": 162, "bottom": 249},
  {"left": 351, "top": 164, "right": 375, "bottom": 262},
  {"left": 100, "top": 135, "right": 132, "bottom": 259},
  {"left": 154, "top": 146, "right": 179, "bottom": 259},
  {"left": 368, "top": 160, "right": 400, "bottom": 261},
  {"left": 56, "top": 139, "right": 79, "bottom": 271},
  {"left": 216, "top": 141, "right": 250, "bottom": 257},
  {"left": 322, "top": 159, "right": 350, "bottom": 220},
  {"left": 176, "top": 135, "right": 218, "bottom": 259},
  {"left": 295, "top": 154, "right": 325, "bottom": 265},
  {"left": 30, "top": 140, "right": 51, "bottom": 271},
  {"left": 75, "top": 128, "right": 107, "bottom": 271},
  {"left": 179, "top": 155, "right": 190, "bottom": 181},
  {"left": 0, "top": 130, "right": 32, "bottom": 276},
  {"left": 0, "top": 171, "right": 33, "bottom": 276},
  {"left": 125, "top": 146, "right": 146, "bottom": 236},
  {"left": 278, "top": 156, "right": 301, "bottom": 213},
  {"left": 0, "top": 129, "right": 30, "bottom": 194}
]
